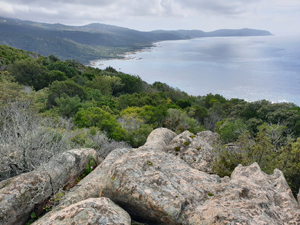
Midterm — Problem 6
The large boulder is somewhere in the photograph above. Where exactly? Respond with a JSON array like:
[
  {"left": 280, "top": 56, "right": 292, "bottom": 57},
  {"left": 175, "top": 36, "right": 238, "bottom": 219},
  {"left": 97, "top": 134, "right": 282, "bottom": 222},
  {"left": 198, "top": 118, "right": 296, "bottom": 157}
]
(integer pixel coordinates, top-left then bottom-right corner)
[
  {"left": 101, "top": 146, "right": 221, "bottom": 224},
  {"left": 0, "top": 148, "right": 98, "bottom": 225},
  {"left": 187, "top": 162, "right": 300, "bottom": 224},
  {"left": 101, "top": 149, "right": 300, "bottom": 224},
  {"left": 143, "top": 128, "right": 177, "bottom": 151},
  {"left": 33, "top": 198, "right": 131, "bottom": 225},
  {"left": 32, "top": 148, "right": 131, "bottom": 224},
  {"left": 39, "top": 148, "right": 99, "bottom": 192},
  {"left": 0, "top": 171, "right": 52, "bottom": 225}
]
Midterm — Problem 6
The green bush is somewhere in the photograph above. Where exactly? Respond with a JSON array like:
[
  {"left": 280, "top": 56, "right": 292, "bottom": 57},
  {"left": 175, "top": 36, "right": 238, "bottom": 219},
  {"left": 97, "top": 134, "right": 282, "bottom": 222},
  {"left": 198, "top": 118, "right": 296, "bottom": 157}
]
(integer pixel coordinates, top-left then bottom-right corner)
[
  {"left": 74, "top": 107, "right": 126, "bottom": 141},
  {"left": 47, "top": 80, "right": 86, "bottom": 108},
  {"left": 215, "top": 119, "right": 247, "bottom": 143}
]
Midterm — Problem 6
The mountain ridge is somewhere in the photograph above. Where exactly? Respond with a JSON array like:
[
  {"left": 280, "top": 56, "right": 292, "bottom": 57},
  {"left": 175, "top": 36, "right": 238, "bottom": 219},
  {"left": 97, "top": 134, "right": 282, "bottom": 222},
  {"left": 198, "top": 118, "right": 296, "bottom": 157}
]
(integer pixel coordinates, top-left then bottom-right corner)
[{"left": 0, "top": 16, "right": 272, "bottom": 64}]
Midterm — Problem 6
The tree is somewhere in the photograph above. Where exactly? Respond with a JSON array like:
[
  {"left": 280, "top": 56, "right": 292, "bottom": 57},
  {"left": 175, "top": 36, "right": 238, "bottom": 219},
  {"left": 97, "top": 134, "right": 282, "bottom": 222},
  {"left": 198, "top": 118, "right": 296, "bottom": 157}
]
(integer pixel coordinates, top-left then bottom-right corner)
[
  {"left": 85, "top": 75, "right": 123, "bottom": 96},
  {"left": 204, "top": 93, "right": 227, "bottom": 108},
  {"left": 47, "top": 80, "right": 87, "bottom": 108},
  {"left": 117, "top": 114, "right": 153, "bottom": 147},
  {"left": 215, "top": 119, "right": 247, "bottom": 143},
  {"left": 8, "top": 59, "right": 49, "bottom": 90},
  {"left": 115, "top": 73, "right": 143, "bottom": 95},
  {"left": 74, "top": 107, "right": 126, "bottom": 141},
  {"left": 55, "top": 94, "right": 82, "bottom": 118},
  {"left": 164, "top": 108, "right": 204, "bottom": 134},
  {"left": 47, "top": 61, "right": 78, "bottom": 78},
  {"left": 186, "top": 105, "right": 208, "bottom": 125},
  {"left": 0, "top": 71, "right": 24, "bottom": 104},
  {"left": 277, "top": 138, "right": 300, "bottom": 197}
]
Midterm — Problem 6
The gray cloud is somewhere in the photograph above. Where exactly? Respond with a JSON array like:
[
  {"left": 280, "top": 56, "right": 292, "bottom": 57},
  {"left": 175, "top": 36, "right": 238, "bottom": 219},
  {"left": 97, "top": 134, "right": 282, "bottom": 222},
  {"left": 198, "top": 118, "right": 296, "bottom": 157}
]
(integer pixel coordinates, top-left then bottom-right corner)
[
  {"left": 0, "top": 0, "right": 299, "bottom": 34},
  {"left": 0, "top": 0, "right": 260, "bottom": 21}
]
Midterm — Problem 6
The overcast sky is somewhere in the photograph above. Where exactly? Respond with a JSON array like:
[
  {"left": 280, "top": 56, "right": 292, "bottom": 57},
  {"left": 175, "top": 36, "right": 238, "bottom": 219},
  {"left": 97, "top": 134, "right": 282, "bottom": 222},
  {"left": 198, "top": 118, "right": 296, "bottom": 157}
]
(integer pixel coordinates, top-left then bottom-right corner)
[{"left": 0, "top": 0, "right": 299, "bottom": 35}]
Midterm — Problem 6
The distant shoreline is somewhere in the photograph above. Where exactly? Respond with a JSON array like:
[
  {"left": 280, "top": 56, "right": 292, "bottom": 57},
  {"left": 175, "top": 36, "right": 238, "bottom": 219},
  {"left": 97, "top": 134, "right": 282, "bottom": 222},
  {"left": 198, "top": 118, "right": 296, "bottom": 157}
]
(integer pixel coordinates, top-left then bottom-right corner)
[{"left": 88, "top": 44, "right": 155, "bottom": 67}]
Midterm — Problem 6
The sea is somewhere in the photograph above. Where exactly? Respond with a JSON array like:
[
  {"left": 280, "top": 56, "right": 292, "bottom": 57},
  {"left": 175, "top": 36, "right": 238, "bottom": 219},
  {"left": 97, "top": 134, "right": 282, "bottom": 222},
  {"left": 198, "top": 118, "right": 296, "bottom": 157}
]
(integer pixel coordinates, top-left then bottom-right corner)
[{"left": 94, "top": 35, "right": 300, "bottom": 106}]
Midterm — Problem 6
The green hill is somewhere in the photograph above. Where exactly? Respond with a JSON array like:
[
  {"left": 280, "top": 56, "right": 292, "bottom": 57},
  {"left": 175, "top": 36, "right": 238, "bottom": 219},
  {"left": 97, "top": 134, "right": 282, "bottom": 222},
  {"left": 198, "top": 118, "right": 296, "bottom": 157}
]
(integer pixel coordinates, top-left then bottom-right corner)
[{"left": 0, "top": 17, "right": 272, "bottom": 64}]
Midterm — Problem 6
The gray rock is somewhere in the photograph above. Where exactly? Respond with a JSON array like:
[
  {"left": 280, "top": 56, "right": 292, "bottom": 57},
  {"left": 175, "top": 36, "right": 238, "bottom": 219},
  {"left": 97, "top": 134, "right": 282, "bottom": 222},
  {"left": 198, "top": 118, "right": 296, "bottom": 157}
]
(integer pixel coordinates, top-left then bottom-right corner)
[
  {"left": 0, "top": 171, "right": 52, "bottom": 225},
  {"left": 196, "top": 130, "right": 219, "bottom": 146},
  {"left": 166, "top": 130, "right": 214, "bottom": 173},
  {"left": 38, "top": 148, "right": 99, "bottom": 192},
  {"left": 188, "top": 162, "right": 300, "bottom": 224},
  {"left": 98, "top": 129, "right": 300, "bottom": 224},
  {"left": 101, "top": 146, "right": 221, "bottom": 224},
  {"left": 33, "top": 148, "right": 131, "bottom": 223},
  {"left": 0, "top": 148, "right": 98, "bottom": 225},
  {"left": 33, "top": 198, "right": 131, "bottom": 225},
  {"left": 9, "top": 129, "right": 300, "bottom": 225},
  {"left": 143, "top": 128, "right": 177, "bottom": 152}
]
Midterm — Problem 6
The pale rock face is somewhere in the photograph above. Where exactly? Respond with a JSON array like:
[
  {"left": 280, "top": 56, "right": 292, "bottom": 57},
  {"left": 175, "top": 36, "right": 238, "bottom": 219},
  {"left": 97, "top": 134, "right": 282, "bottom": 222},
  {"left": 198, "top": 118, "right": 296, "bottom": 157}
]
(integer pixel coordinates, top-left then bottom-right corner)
[
  {"left": 188, "top": 162, "right": 300, "bottom": 224},
  {"left": 0, "top": 171, "right": 52, "bottom": 225},
  {"left": 0, "top": 148, "right": 98, "bottom": 225},
  {"left": 33, "top": 148, "right": 132, "bottom": 223},
  {"left": 8, "top": 128, "right": 300, "bottom": 225},
  {"left": 101, "top": 146, "right": 221, "bottom": 224},
  {"left": 38, "top": 148, "right": 99, "bottom": 193},
  {"left": 33, "top": 198, "right": 131, "bottom": 225},
  {"left": 143, "top": 127, "right": 177, "bottom": 152},
  {"left": 196, "top": 130, "right": 219, "bottom": 146},
  {"left": 166, "top": 130, "right": 215, "bottom": 173},
  {"left": 97, "top": 129, "right": 300, "bottom": 224}
]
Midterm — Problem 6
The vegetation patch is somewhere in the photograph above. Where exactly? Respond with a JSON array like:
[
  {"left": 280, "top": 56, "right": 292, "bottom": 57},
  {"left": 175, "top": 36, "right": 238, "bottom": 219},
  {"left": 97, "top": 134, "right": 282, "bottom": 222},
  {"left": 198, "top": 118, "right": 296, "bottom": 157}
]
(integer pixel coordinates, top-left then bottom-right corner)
[
  {"left": 2, "top": 45, "right": 300, "bottom": 200},
  {"left": 184, "top": 142, "right": 190, "bottom": 146},
  {"left": 175, "top": 147, "right": 181, "bottom": 152},
  {"left": 207, "top": 192, "right": 214, "bottom": 197},
  {"left": 147, "top": 160, "right": 153, "bottom": 166}
]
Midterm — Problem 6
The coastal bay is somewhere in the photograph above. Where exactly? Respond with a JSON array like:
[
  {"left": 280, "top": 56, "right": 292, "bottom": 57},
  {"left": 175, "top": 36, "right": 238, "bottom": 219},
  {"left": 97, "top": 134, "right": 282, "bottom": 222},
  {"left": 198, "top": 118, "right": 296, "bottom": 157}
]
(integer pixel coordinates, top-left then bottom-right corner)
[{"left": 95, "top": 35, "right": 300, "bottom": 106}]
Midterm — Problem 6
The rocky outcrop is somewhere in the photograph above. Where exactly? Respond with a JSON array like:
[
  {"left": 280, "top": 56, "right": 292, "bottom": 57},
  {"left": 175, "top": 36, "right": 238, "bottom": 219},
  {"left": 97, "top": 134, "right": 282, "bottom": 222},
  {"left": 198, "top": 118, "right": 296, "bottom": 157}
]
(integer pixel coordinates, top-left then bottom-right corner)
[
  {"left": 2, "top": 128, "right": 300, "bottom": 225},
  {"left": 100, "top": 143, "right": 300, "bottom": 224},
  {"left": 101, "top": 144, "right": 221, "bottom": 224},
  {"left": 188, "top": 162, "right": 300, "bottom": 224},
  {"left": 0, "top": 148, "right": 98, "bottom": 225},
  {"left": 32, "top": 147, "right": 131, "bottom": 224},
  {"left": 33, "top": 198, "right": 131, "bottom": 225}
]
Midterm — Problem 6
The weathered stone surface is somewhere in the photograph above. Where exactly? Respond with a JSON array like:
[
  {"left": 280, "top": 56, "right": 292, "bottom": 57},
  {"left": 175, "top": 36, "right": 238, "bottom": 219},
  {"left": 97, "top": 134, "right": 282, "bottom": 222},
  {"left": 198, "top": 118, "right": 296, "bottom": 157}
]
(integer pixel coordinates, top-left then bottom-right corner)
[
  {"left": 0, "top": 148, "right": 98, "bottom": 225},
  {"left": 33, "top": 148, "right": 131, "bottom": 223},
  {"left": 187, "top": 162, "right": 300, "bottom": 224},
  {"left": 143, "top": 128, "right": 177, "bottom": 152},
  {"left": 8, "top": 128, "right": 300, "bottom": 225},
  {"left": 0, "top": 171, "right": 52, "bottom": 225},
  {"left": 196, "top": 130, "right": 219, "bottom": 146},
  {"left": 101, "top": 146, "right": 221, "bottom": 224},
  {"left": 97, "top": 129, "right": 300, "bottom": 224},
  {"left": 101, "top": 149, "right": 300, "bottom": 224},
  {"left": 166, "top": 130, "right": 214, "bottom": 173},
  {"left": 38, "top": 148, "right": 99, "bottom": 192},
  {"left": 33, "top": 198, "right": 131, "bottom": 225}
]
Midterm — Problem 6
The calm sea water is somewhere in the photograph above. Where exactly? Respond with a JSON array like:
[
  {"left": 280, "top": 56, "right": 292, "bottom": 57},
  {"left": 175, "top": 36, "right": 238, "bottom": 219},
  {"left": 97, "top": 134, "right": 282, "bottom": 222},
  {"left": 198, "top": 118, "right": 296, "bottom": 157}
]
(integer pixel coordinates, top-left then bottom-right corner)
[{"left": 95, "top": 35, "right": 300, "bottom": 106}]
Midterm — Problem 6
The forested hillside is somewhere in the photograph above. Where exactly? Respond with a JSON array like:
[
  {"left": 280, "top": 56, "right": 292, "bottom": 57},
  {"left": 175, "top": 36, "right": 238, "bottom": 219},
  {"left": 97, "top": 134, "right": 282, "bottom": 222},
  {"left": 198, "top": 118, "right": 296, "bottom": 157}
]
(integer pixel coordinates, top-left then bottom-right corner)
[
  {"left": 0, "top": 17, "right": 272, "bottom": 64},
  {"left": 1, "top": 45, "right": 300, "bottom": 197}
]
